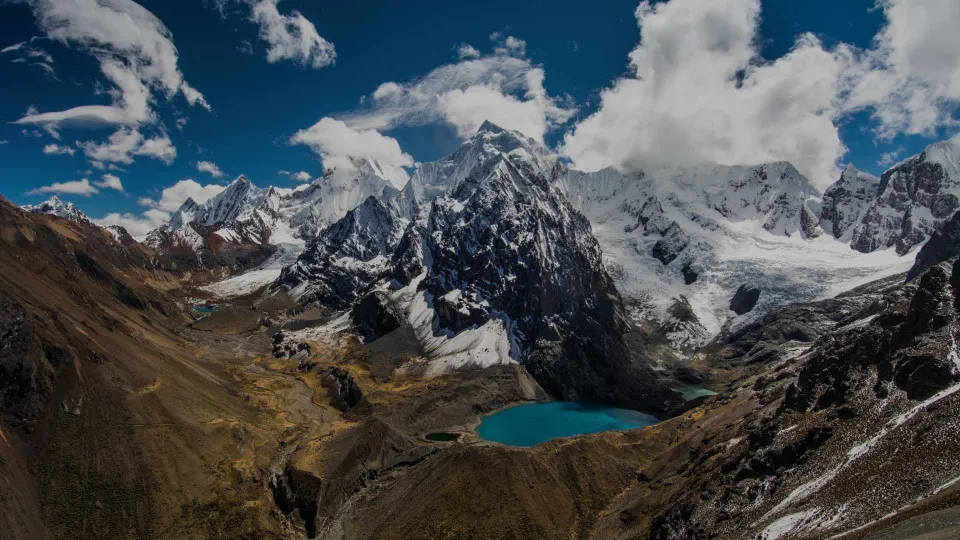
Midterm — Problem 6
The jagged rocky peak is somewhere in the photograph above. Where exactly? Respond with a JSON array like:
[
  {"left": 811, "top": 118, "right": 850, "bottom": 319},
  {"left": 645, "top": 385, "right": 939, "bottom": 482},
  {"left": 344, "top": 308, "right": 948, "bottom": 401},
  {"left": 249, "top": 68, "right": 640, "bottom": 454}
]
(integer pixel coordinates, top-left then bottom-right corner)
[
  {"left": 851, "top": 138, "right": 960, "bottom": 255},
  {"left": 277, "top": 195, "right": 407, "bottom": 309},
  {"left": 201, "top": 174, "right": 259, "bottom": 226},
  {"left": 23, "top": 195, "right": 90, "bottom": 224},
  {"left": 168, "top": 197, "right": 199, "bottom": 230},
  {"left": 399, "top": 120, "right": 557, "bottom": 218},
  {"left": 819, "top": 164, "right": 880, "bottom": 240}
]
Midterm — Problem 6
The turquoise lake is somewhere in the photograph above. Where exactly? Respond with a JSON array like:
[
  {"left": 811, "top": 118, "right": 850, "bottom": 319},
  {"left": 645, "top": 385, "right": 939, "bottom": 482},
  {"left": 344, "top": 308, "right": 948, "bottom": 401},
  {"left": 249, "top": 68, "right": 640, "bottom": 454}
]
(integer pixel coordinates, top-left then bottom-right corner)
[
  {"left": 476, "top": 402, "right": 659, "bottom": 447},
  {"left": 193, "top": 305, "right": 216, "bottom": 314}
]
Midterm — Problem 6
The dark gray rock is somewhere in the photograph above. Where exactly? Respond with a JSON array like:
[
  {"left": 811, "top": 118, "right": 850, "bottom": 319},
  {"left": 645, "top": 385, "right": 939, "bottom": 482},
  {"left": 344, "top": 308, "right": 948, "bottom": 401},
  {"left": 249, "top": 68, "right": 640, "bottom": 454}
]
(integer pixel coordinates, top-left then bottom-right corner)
[
  {"left": 681, "top": 262, "right": 699, "bottom": 285},
  {"left": 321, "top": 366, "right": 364, "bottom": 411},
  {"left": 652, "top": 223, "right": 690, "bottom": 265},
  {"left": 907, "top": 210, "right": 960, "bottom": 281},
  {"left": 730, "top": 285, "right": 761, "bottom": 315},
  {"left": 350, "top": 292, "right": 403, "bottom": 343}
]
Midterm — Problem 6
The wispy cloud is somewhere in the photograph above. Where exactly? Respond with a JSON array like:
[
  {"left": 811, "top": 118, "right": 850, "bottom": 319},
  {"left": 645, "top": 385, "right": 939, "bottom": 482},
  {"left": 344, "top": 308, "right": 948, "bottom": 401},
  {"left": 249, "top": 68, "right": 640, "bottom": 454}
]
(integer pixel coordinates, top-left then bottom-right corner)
[
  {"left": 279, "top": 169, "right": 312, "bottom": 182},
  {"left": 1, "top": 36, "right": 58, "bottom": 80},
  {"left": 208, "top": 0, "right": 335, "bottom": 69},
  {"left": 28, "top": 178, "right": 99, "bottom": 196},
  {"left": 14, "top": 0, "right": 209, "bottom": 130},
  {"left": 42, "top": 143, "right": 75, "bottom": 156},
  {"left": 196, "top": 160, "right": 226, "bottom": 178},
  {"left": 96, "top": 173, "right": 124, "bottom": 192}
]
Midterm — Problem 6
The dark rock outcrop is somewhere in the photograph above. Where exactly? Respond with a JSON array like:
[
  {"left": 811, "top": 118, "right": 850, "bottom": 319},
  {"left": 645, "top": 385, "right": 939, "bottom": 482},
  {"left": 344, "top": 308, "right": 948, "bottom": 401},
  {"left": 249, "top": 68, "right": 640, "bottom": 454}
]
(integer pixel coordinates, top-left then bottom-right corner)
[
  {"left": 730, "top": 284, "right": 761, "bottom": 315},
  {"left": 321, "top": 367, "right": 364, "bottom": 411},
  {"left": 350, "top": 292, "right": 403, "bottom": 343},
  {"left": 652, "top": 223, "right": 690, "bottom": 265},
  {"left": 907, "top": 210, "right": 960, "bottom": 280},
  {"left": 681, "top": 262, "right": 699, "bottom": 285},
  {"left": 785, "top": 265, "right": 960, "bottom": 412}
]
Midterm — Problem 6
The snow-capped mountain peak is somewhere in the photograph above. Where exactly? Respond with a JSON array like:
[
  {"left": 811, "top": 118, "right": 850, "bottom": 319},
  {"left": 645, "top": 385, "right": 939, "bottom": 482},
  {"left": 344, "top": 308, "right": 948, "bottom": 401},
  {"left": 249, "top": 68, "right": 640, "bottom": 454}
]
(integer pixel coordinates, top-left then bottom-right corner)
[
  {"left": 849, "top": 137, "right": 960, "bottom": 255},
  {"left": 397, "top": 120, "right": 557, "bottom": 219},
  {"left": 22, "top": 196, "right": 91, "bottom": 224}
]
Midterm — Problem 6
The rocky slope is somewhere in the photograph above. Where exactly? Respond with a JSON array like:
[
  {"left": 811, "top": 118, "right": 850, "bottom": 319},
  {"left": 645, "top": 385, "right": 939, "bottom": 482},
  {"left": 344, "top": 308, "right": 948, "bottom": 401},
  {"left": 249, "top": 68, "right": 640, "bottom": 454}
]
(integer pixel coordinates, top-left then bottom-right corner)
[{"left": 0, "top": 196, "right": 307, "bottom": 539}]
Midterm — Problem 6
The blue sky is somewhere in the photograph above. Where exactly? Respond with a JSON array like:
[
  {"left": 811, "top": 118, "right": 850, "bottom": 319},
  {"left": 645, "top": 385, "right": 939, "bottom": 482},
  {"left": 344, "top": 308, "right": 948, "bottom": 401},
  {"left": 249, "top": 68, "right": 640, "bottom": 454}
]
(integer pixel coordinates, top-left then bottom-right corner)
[{"left": 1, "top": 0, "right": 959, "bottom": 235}]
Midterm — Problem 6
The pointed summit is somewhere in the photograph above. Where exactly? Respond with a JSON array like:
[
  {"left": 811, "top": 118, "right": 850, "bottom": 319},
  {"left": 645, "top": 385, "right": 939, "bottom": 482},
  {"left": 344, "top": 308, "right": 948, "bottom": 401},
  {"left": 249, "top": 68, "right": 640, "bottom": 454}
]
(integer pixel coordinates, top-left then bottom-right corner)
[
  {"left": 23, "top": 196, "right": 90, "bottom": 224},
  {"left": 477, "top": 120, "right": 505, "bottom": 134},
  {"left": 228, "top": 174, "right": 251, "bottom": 188}
]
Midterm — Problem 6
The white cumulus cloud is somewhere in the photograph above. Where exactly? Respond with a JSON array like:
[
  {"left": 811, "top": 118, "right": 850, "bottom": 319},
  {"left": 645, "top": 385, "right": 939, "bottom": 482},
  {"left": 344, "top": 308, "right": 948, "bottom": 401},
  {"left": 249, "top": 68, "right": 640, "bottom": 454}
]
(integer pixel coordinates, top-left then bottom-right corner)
[
  {"left": 78, "top": 128, "right": 176, "bottom": 165},
  {"left": 340, "top": 34, "right": 573, "bottom": 143},
  {"left": 290, "top": 117, "right": 414, "bottom": 172},
  {"left": 846, "top": 0, "right": 960, "bottom": 138},
  {"left": 93, "top": 208, "right": 170, "bottom": 239},
  {"left": 561, "top": 0, "right": 854, "bottom": 188},
  {"left": 140, "top": 179, "right": 226, "bottom": 212},
  {"left": 456, "top": 43, "right": 480, "bottom": 60},
  {"left": 206, "top": 0, "right": 335, "bottom": 69},
  {"left": 279, "top": 170, "right": 312, "bottom": 182},
  {"left": 250, "top": 0, "right": 336, "bottom": 69},
  {"left": 561, "top": 0, "right": 960, "bottom": 188}
]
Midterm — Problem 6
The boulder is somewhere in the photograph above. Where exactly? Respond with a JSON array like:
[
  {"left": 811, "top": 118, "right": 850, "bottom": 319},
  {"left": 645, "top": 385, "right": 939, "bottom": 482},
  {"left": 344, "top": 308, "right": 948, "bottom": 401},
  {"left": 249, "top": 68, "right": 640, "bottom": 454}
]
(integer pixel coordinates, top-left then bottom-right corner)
[{"left": 730, "top": 285, "right": 761, "bottom": 315}]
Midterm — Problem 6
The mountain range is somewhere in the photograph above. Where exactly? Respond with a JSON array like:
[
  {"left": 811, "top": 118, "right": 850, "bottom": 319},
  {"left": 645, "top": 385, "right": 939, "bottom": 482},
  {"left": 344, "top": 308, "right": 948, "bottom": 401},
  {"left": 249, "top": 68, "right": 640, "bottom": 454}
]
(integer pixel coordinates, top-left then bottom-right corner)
[
  {"left": 42, "top": 123, "right": 954, "bottom": 352},
  {"left": 12, "top": 123, "right": 960, "bottom": 540}
]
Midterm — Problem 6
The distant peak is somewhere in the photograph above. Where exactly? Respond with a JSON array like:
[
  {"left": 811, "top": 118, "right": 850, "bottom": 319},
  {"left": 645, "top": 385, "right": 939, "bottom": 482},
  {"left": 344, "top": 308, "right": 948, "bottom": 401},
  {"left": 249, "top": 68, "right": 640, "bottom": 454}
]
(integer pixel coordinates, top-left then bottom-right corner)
[
  {"left": 47, "top": 195, "right": 64, "bottom": 205},
  {"left": 843, "top": 163, "right": 859, "bottom": 174},
  {"left": 230, "top": 174, "right": 251, "bottom": 186},
  {"left": 477, "top": 120, "right": 505, "bottom": 134}
]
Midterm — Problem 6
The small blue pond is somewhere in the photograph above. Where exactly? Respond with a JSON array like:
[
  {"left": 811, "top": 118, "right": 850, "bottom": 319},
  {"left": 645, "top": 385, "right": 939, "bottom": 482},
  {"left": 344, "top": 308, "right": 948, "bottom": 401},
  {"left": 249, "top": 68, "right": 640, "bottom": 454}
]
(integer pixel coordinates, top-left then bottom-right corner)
[
  {"left": 675, "top": 385, "right": 718, "bottom": 400},
  {"left": 476, "top": 402, "right": 659, "bottom": 447},
  {"left": 193, "top": 305, "right": 216, "bottom": 314}
]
